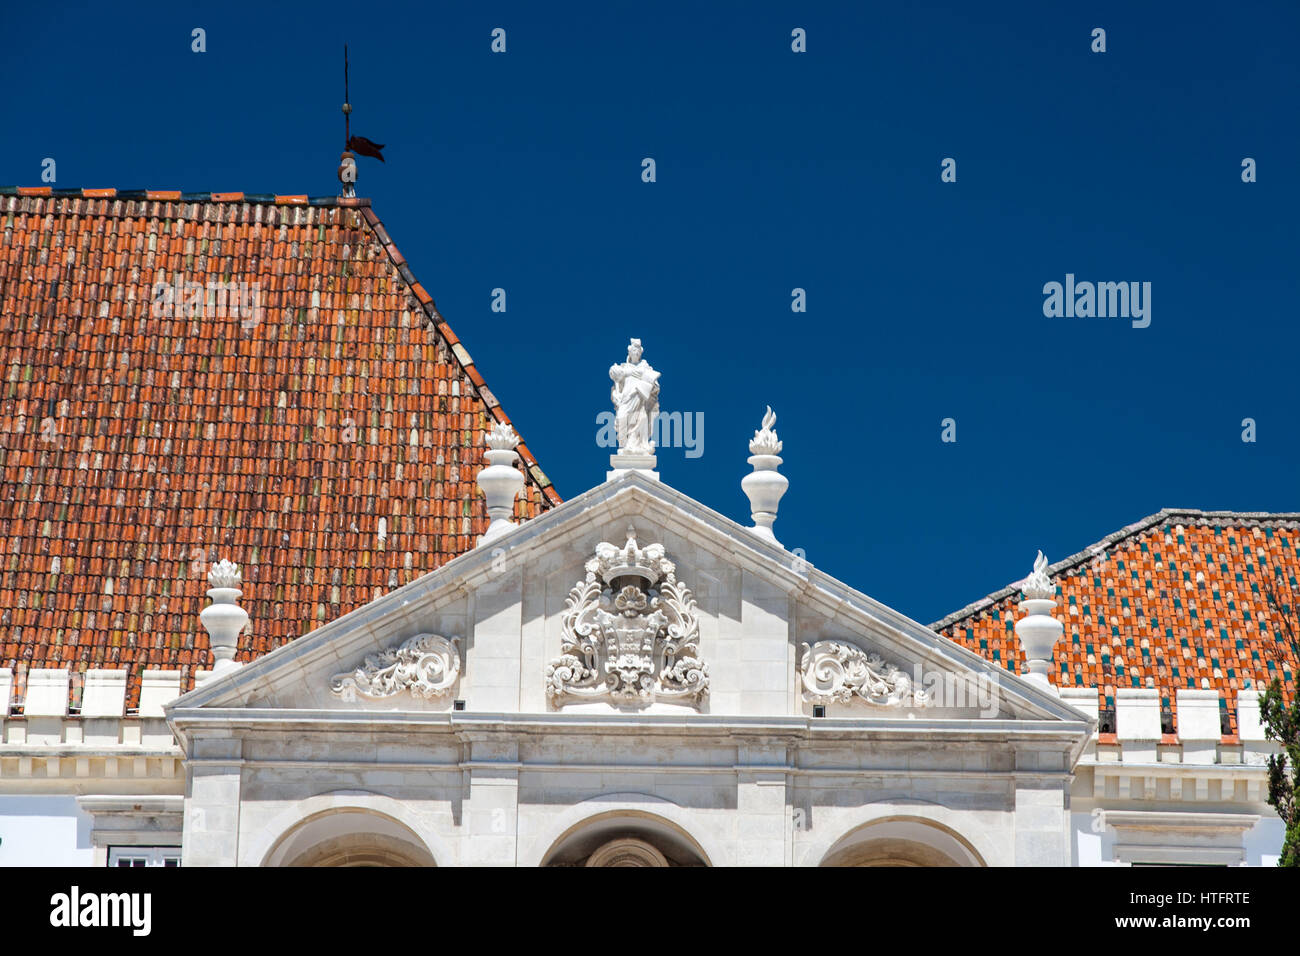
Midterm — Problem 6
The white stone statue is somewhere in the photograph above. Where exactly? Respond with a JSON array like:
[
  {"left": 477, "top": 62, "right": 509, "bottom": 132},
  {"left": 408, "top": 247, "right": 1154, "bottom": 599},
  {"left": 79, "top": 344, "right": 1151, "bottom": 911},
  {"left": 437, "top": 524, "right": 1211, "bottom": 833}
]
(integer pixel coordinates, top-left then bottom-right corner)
[{"left": 609, "top": 339, "right": 660, "bottom": 457}]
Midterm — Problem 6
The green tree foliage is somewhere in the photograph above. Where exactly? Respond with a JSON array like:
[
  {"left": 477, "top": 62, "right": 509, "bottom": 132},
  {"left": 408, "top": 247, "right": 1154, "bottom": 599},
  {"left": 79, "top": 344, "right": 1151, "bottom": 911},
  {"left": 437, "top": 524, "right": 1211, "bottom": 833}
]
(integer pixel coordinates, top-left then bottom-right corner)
[{"left": 1259, "top": 565, "right": 1300, "bottom": 866}]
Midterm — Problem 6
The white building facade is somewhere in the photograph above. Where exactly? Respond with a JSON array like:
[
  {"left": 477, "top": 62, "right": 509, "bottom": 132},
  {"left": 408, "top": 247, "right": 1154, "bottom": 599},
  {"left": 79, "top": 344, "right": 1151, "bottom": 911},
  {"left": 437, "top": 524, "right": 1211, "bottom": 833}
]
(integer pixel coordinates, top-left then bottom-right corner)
[{"left": 0, "top": 347, "right": 1284, "bottom": 867}]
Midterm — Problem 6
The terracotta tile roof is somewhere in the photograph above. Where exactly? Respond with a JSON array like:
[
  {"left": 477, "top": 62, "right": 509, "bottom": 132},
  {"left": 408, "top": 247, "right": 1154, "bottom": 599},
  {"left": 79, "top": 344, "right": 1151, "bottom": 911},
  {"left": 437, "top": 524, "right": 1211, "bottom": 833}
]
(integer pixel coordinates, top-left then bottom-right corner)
[
  {"left": 0, "top": 187, "right": 560, "bottom": 710},
  {"left": 933, "top": 510, "right": 1300, "bottom": 735}
]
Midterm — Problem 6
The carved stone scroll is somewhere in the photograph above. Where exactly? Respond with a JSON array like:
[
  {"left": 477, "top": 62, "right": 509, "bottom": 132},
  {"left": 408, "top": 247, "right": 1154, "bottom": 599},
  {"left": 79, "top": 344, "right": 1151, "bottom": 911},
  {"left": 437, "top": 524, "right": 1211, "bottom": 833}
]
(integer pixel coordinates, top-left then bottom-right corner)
[
  {"left": 330, "top": 633, "right": 462, "bottom": 701},
  {"left": 799, "top": 640, "right": 927, "bottom": 707}
]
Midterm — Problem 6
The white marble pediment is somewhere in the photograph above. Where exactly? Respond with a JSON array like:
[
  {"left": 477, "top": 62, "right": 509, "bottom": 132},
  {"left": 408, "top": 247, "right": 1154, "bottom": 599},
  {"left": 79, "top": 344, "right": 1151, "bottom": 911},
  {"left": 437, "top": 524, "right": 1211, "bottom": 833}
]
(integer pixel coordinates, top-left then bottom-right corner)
[{"left": 171, "top": 474, "right": 1084, "bottom": 726}]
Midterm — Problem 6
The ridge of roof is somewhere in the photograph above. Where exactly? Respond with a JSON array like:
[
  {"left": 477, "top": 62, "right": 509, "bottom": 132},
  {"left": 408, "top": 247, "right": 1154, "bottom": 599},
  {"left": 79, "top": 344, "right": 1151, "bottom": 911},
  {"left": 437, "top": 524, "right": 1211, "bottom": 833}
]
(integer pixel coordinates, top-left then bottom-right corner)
[
  {"left": 930, "top": 508, "right": 1300, "bottom": 631},
  {"left": 0, "top": 186, "right": 364, "bottom": 205},
  {"left": 0, "top": 186, "right": 559, "bottom": 504}
]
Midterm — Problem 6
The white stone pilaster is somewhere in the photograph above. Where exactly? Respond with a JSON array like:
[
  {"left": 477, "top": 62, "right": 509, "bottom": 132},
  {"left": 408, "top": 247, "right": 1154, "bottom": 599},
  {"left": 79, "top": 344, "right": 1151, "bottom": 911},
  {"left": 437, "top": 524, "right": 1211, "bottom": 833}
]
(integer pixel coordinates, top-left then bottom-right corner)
[
  {"left": 738, "top": 572, "right": 790, "bottom": 716},
  {"left": 462, "top": 738, "right": 520, "bottom": 866},
  {"left": 467, "top": 571, "right": 523, "bottom": 712},
  {"left": 735, "top": 742, "right": 790, "bottom": 865},
  {"left": 1014, "top": 780, "right": 1070, "bottom": 865},
  {"left": 182, "top": 737, "right": 242, "bottom": 867}
]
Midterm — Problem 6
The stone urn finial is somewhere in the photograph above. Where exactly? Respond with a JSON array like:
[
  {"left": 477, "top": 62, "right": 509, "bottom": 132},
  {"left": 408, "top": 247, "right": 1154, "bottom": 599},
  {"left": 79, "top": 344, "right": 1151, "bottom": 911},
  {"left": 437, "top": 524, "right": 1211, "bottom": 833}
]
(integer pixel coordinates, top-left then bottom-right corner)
[
  {"left": 741, "top": 406, "right": 788, "bottom": 545},
  {"left": 1014, "top": 551, "right": 1063, "bottom": 692},
  {"left": 478, "top": 421, "right": 525, "bottom": 544},
  {"left": 199, "top": 559, "right": 248, "bottom": 674}
]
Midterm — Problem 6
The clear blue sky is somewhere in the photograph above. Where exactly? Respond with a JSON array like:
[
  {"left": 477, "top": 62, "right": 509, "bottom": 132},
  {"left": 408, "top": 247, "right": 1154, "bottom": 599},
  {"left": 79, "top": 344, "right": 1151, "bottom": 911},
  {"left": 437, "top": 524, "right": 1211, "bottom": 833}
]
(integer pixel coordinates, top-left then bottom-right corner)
[{"left": 5, "top": 1, "right": 1297, "bottom": 624}]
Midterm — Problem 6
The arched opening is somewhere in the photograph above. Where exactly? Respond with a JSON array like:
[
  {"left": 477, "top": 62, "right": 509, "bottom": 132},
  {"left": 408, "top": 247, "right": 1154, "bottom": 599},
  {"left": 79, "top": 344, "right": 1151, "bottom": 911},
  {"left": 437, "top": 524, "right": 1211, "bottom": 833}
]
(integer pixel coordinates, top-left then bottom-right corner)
[
  {"left": 820, "top": 816, "right": 986, "bottom": 867},
  {"left": 541, "top": 810, "right": 710, "bottom": 867},
  {"left": 263, "top": 809, "right": 438, "bottom": 867}
]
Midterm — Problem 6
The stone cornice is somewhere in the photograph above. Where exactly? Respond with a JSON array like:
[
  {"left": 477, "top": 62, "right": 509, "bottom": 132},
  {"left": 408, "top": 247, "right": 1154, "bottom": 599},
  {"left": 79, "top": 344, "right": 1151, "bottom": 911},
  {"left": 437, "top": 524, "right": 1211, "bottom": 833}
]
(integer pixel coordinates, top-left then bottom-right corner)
[
  {"left": 167, "top": 706, "right": 1091, "bottom": 752},
  {"left": 1082, "top": 758, "right": 1271, "bottom": 805}
]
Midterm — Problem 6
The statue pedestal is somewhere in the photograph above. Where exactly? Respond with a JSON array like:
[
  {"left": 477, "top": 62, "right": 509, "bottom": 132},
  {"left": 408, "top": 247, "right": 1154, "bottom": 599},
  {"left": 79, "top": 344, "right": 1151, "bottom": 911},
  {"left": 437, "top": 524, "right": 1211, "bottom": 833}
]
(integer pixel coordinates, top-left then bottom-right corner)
[{"left": 607, "top": 453, "right": 658, "bottom": 482}]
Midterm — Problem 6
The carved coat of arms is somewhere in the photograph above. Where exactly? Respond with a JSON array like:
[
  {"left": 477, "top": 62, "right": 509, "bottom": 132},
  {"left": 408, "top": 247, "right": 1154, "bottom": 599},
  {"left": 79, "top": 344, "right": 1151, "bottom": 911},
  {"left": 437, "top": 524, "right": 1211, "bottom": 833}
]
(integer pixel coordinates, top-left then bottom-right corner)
[{"left": 547, "top": 526, "right": 708, "bottom": 708}]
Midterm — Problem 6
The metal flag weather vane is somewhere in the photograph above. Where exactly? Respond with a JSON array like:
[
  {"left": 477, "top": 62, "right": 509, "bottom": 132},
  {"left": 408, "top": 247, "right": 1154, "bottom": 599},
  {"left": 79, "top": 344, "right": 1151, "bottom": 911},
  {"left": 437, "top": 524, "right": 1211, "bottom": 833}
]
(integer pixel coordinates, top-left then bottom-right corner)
[{"left": 339, "top": 45, "right": 385, "bottom": 196}]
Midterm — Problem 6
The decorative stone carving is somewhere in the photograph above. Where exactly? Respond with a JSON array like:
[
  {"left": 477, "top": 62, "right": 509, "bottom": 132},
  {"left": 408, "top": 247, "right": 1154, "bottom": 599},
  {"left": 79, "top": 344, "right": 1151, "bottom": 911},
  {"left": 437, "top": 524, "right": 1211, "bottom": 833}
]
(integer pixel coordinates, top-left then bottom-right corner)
[
  {"left": 200, "top": 558, "right": 248, "bottom": 674},
  {"left": 477, "top": 421, "right": 525, "bottom": 544},
  {"left": 741, "top": 406, "right": 788, "bottom": 545},
  {"left": 207, "top": 559, "right": 242, "bottom": 589},
  {"left": 608, "top": 339, "right": 660, "bottom": 478},
  {"left": 330, "top": 633, "right": 462, "bottom": 701},
  {"left": 1016, "top": 550, "right": 1063, "bottom": 691},
  {"left": 799, "top": 641, "right": 928, "bottom": 707},
  {"left": 546, "top": 526, "right": 708, "bottom": 708},
  {"left": 748, "top": 405, "right": 783, "bottom": 456},
  {"left": 1021, "top": 550, "right": 1055, "bottom": 600}
]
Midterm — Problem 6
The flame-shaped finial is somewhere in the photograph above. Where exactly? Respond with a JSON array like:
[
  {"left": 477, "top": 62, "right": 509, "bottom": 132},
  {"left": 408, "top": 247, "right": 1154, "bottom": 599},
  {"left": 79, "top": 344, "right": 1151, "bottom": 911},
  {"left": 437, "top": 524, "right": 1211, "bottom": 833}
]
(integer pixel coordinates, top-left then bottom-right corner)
[
  {"left": 749, "top": 406, "right": 783, "bottom": 456},
  {"left": 1022, "top": 550, "right": 1055, "bottom": 601},
  {"left": 485, "top": 421, "right": 520, "bottom": 452},
  {"left": 208, "top": 558, "right": 242, "bottom": 589}
]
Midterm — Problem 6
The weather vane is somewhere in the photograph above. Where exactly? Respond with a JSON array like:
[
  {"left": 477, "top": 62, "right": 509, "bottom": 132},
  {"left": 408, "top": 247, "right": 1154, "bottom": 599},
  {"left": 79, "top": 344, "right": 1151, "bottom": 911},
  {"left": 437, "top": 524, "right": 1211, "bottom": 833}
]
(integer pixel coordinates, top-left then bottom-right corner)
[{"left": 338, "top": 44, "right": 386, "bottom": 197}]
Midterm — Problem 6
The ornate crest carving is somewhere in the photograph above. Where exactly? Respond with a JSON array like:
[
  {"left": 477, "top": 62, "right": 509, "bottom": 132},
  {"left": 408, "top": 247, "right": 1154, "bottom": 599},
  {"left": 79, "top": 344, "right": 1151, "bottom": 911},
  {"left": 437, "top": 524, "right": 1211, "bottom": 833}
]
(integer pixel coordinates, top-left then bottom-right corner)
[
  {"left": 547, "top": 526, "right": 708, "bottom": 708},
  {"left": 799, "top": 641, "right": 927, "bottom": 707},
  {"left": 330, "top": 633, "right": 462, "bottom": 701}
]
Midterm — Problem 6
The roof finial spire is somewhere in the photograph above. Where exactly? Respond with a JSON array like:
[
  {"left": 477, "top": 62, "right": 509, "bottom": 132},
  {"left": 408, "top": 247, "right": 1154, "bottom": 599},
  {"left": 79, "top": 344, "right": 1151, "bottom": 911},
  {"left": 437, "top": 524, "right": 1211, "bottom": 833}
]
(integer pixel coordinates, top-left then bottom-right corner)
[
  {"left": 339, "top": 45, "right": 357, "bottom": 198},
  {"left": 477, "top": 421, "right": 525, "bottom": 544},
  {"left": 337, "top": 45, "right": 385, "bottom": 198},
  {"left": 200, "top": 558, "right": 248, "bottom": 675},
  {"left": 741, "top": 406, "right": 788, "bottom": 545}
]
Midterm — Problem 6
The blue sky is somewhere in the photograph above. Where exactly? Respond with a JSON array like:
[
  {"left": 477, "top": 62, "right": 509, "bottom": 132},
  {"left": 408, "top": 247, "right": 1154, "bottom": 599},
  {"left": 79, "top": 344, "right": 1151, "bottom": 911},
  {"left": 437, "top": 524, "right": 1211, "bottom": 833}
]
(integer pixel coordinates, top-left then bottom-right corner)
[{"left": 5, "top": 1, "right": 1298, "bottom": 624}]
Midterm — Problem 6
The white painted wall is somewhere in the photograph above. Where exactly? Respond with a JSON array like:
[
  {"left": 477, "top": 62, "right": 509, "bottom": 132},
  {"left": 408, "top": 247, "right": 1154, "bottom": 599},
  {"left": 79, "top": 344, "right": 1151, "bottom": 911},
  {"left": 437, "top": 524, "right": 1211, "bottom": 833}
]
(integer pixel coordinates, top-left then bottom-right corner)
[
  {"left": 1244, "top": 817, "right": 1285, "bottom": 867},
  {"left": 1071, "top": 811, "right": 1124, "bottom": 866},
  {"left": 0, "top": 795, "right": 94, "bottom": 866}
]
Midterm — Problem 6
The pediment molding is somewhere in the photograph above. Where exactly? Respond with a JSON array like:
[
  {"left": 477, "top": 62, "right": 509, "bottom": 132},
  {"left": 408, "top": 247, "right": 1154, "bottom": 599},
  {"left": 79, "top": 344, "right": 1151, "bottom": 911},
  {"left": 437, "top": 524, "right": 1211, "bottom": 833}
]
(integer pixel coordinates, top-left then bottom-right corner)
[{"left": 171, "top": 475, "right": 1089, "bottom": 734}]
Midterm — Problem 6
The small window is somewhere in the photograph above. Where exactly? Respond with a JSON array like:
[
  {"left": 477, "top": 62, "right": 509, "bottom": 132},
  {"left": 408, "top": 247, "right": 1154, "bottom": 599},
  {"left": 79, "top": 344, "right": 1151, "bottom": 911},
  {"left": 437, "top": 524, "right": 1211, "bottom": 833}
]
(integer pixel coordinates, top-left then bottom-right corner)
[{"left": 108, "top": 847, "right": 181, "bottom": 868}]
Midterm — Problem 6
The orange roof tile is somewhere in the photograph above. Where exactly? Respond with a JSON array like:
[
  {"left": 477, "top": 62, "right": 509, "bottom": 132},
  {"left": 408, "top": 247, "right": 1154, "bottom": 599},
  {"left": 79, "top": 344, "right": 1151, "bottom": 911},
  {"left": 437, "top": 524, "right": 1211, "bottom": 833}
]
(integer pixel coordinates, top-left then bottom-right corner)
[
  {"left": 933, "top": 510, "right": 1300, "bottom": 735},
  {"left": 0, "top": 188, "right": 560, "bottom": 710}
]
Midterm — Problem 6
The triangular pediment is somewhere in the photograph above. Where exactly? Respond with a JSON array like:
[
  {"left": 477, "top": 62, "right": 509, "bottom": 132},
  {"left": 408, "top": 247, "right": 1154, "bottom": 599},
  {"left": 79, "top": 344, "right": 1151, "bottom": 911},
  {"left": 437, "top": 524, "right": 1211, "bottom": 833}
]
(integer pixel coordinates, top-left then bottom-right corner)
[{"left": 171, "top": 473, "right": 1089, "bottom": 733}]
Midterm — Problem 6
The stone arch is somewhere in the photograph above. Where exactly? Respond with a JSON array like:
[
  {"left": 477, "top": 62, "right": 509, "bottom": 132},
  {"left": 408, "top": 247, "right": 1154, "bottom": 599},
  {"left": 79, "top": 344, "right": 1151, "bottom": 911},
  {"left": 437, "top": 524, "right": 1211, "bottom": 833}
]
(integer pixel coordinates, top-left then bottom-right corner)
[
  {"left": 525, "top": 792, "right": 722, "bottom": 868},
  {"left": 247, "top": 791, "right": 449, "bottom": 868},
  {"left": 817, "top": 814, "right": 988, "bottom": 867}
]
